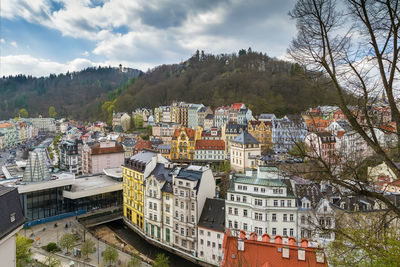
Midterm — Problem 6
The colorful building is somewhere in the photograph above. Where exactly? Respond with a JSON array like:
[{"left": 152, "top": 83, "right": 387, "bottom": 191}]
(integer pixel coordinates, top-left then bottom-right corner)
[
  {"left": 123, "top": 151, "right": 168, "bottom": 230},
  {"left": 247, "top": 120, "right": 273, "bottom": 150},
  {"left": 170, "top": 127, "right": 197, "bottom": 162}
]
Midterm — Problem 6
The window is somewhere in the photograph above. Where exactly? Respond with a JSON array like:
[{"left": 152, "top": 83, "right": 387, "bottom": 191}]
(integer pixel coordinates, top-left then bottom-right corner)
[
  {"left": 274, "top": 200, "right": 278, "bottom": 207},
  {"left": 281, "top": 200, "right": 285, "bottom": 207},
  {"left": 290, "top": 228, "right": 294, "bottom": 236},
  {"left": 180, "top": 202, "right": 184, "bottom": 209},
  {"left": 149, "top": 202, "right": 153, "bottom": 209},
  {"left": 236, "top": 196, "right": 241, "bottom": 202},
  {"left": 261, "top": 188, "right": 265, "bottom": 193},
  {"left": 181, "top": 214, "right": 184, "bottom": 222},
  {"left": 243, "top": 209, "right": 248, "bottom": 217},
  {"left": 283, "top": 228, "right": 287, "bottom": 236},
  {"left": 243, "top": 223, "right": 248, "bottom": 231},
  {"left": 230, "top": 194, "right": 234, "bottom": 201},
  {"left": 175, "top": 199, "right": 178, "bottom": 206},
  {"left": 175, "top": 211, "right": 178, "bottom": 218},
  {"left": 254, "top": 187, "right": 259, "bottom": 192},
  {"left": 180, "top": 190, "right": 184, "bottom": 197},
  {"left": 200, "top": 229, "right": 204, "bottom": 235},
  {"left": 154, "top": 203, "right": 157, "bottom": 210},
  {"left": 243, "top": 196, "right": 247, "bottom": 203},
  {"left": 191, "top": 203, "right": 195, "bottom": 210},
  {"left": 175, "top": 224, "right": 178, "bottom": 230},
  {"left": 218, "top": 244, "right": 222, "bottom": 249},
  {"left": 207, "top": 241, "right": 210, "bottom": 247},
  {"left": 238, "top": 185, "right": 242, "bottom": 190},
  {"left": 272, "top": 228, "right": 277, "bottom": 235},
  {"left": 228, "top": 220, "right": 232, "bottom": 228},
  {"left": 234, "top": 208, "right": 238, "bottom": 215},
  {"left": 243, "top": 186, "right": 247, "bottom": 190},
  {"left": 287, "top": 200, "right": 292, "bottom": 207},
  {"left": 272, "top": 214, "right": 277, "bottom": 222},
  {"left": 255, "top": 212, "right": 263, "bottom": 221},
  {"left": 228, "top": 207, "right": 232, "bottom": 214},
  {"left": 212, "top": 242, "right": 216, "bottom": 248},
  {"left": 166, "top": 216, "right": 170, "bottom": 225},
  {"left": 290, "top": 214, "right": 294, "bottom": 222},
  {"left": 283, "top": 214, "right": 287, "bottom": 222},
  {"left": 255, "top": 199, "right": 263, "bottom": 206},
  {"left": 200, "top": 239, "right": 204, "bottom": 245},
  {"left": 192, "top": 229, "right": 195, "bottom": 236},
  {"left": 234, "top": 221, "right": 238, "bottom": 229},
  {"left": 181, "top": 228, "right": 185, "bottom": 235},
  {"left": 165, "top": 205, "right": 170, "bottom": 212}
]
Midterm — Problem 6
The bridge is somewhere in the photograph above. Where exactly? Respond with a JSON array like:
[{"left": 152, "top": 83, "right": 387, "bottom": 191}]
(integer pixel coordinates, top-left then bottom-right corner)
[{"left": 77, "top": 207, "right": 123, "bottom": 228}]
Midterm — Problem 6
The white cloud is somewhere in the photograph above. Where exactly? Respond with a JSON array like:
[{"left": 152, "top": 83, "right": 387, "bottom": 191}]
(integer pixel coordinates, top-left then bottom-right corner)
[
  {"left": 10, "top": 41, "right": 18, "bottom": 48},
  {"left": 2, "top": 0, "right": 297, "bottom": 75},
  {"left": 0, "top": 39, "right": 5, "bottom": 44},
  {"left": 0, "top": 54, "right": 105, "bottom": 77}
]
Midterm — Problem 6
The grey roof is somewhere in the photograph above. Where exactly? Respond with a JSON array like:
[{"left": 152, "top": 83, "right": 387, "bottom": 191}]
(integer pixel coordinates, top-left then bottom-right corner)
[
  {"left": 232, "top": 130, "right": 259, "bottom": 144},
  {"left": 336, "top": 120, "right": 353, "bottom": 131},
  {"left": 295, "top": 184, "right": 324, "bottom": 209},
  {"left": 161, "top": 181, "right": 173, "bottom": 193},
  {"left": 130, "top": 151, "right": 156, "bottom": 164},
  {"left": 150, "top": 163, "right": 172, "bottom": 182},
  {"left": 176, "top": 167, "right": 203, "bottom": 181},
  {"left": 198, "top": 198, "right": 225, "bottom": 232},
  {"left": 122, "top": 139, "right": 137, "bottom": 147},
  {"left": 205, "top": 114, "right": 214, "bottom": 120},
  {"left": 225, "top": 124, "right": 247, "bottom": 134},
  {"left": 156, "top": 144, "right": 171, "bottom": 150},
  {"left": 0, "top": 186, "right": 25, "bottom": 240}
]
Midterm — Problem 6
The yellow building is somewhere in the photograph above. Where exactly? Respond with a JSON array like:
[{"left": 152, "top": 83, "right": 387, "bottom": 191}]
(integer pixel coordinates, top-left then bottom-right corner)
[
  {"left": 123, "top": 151, "right": 157, "bottom": 230},
  {"left": 170, "top": 127, "right": 197, "bottom": 162},
  {"left": 247, "top": 120, "right": 273, "bottom": 150}
]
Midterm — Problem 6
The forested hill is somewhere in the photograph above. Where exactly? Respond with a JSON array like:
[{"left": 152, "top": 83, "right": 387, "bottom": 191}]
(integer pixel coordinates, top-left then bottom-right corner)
[
  {"left": 0, "top": 66, "right": 141, "bottom": 120},
  {"left": 109, "top": 50, "right": 341, "bottom": 118}
]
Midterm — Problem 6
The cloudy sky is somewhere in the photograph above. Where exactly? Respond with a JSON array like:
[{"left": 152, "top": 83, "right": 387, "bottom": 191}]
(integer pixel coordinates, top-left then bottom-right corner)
[{"left": 1, "top": 0, "right": 297, "bottom": 77}]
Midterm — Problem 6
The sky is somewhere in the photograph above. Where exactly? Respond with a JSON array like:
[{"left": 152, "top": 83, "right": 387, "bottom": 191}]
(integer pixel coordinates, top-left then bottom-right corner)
[{"left": 0, "top": 0, "right": 297, "bottom": 77}]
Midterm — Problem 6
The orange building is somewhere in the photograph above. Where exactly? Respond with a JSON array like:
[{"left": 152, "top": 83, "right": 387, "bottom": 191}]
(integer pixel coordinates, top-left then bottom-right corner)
[{"left": 222, "top": 230, "right": 328, "bottom": 267}]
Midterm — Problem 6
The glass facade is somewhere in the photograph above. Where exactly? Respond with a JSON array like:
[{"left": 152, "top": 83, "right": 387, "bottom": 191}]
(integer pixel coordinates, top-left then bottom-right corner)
[
  {"left": 64, "top": 192, "right": 122, "bottom": 212},
  {"left": 20, "top": 187, "right": 68, "bottom": 221},
  {"left": 20, "top": 187, "right": 122, "bottom": 222}
]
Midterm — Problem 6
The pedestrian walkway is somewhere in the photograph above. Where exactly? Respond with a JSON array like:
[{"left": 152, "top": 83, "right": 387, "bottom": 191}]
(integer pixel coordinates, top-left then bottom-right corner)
[{"left": 20, "top": 217, "right": 149, "bottom": 267}]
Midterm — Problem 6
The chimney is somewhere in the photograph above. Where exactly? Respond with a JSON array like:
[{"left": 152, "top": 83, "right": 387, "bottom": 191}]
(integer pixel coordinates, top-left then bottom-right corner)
[
  {"left": 262, "top": 233, "right": 270, "bottom": 243},
  {"left": 300, "top": 238, "right": 308, "bottom": 248},
  {"left": 239, "top": 230, "right": 246, "bottom": 240},
  {"left": 249, "top": 232, "right": 257, "bottom": 241},
  {"left": 274, "top": 235, "right": 282, "bottom": 244}
]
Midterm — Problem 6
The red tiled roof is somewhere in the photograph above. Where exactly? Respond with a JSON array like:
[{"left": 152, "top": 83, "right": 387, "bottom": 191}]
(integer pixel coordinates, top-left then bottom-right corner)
[
  {"left": 231, "top": 103, "right": 245, "bottom": 110},
  {"left": 222, "top": 231, "right": 327, "bottom": 267},
  {"left": 135, "top": 140, "right": 153, "bottom": 151},
  {"left": 91, "top": 143, "right": 124, "bottom": 155},
  {"left": 195, "top": 140, "right": 225, "bottom": 150},
  {"left": 0, "top": 122, "right": 14, "bottom": 128},
  {"left": 172, "top": 127, "right": 196, "bottom": 140}
]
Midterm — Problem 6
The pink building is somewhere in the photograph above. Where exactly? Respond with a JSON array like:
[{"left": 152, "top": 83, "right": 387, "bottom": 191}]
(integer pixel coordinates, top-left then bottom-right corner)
[{"left": 82, "top": 140, "right": 125, "bottom": 174}]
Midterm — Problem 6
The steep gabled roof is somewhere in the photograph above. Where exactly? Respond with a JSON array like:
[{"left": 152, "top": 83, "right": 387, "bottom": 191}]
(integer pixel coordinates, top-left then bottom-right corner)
[
  {"left": 198, "top": 198, "right": 225, "bottom": 232},
  {"left": 0, "top": 186, "right": 25, "bottom": 240},
  {"left": 295, "top": 184, "right": 324, "bottom": 209},
  {"left": 232, "top": 130, "right": 259, "bottom": 144}
]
